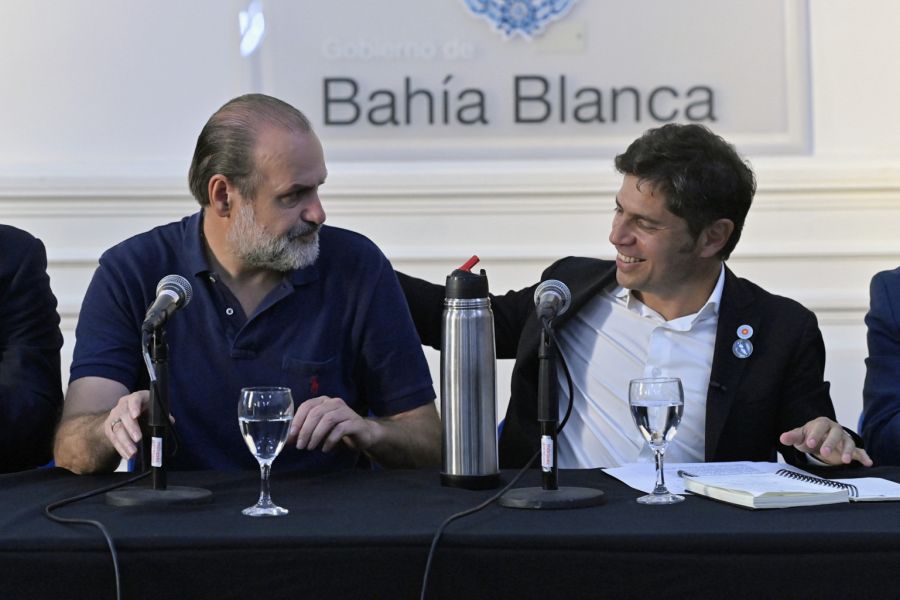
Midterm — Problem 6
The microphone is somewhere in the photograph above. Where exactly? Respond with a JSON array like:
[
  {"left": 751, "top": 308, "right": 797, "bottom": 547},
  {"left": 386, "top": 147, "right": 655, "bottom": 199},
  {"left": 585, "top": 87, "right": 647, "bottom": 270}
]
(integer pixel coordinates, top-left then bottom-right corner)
[
  {"left": 107, "top": 273, "right": 212, "bottom": 508},
  {"left": 499, "top": 275, "right": 605, "bottom": 510},
  {"left": 142, "top": 275, "right": 193, "bottom": 332},
  {"left": 533, "top": 279, "right": 571, "bottom": 321}
]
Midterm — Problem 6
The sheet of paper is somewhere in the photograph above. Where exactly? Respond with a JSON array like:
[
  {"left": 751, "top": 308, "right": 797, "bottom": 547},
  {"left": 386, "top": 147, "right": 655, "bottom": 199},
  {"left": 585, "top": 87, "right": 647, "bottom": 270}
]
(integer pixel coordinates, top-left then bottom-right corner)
[
  {"left": 833, "top": 477, "right": 900, "bottom": 500},
  {"left": 602, "top": 461, "right": 804, "bottom": 494}
]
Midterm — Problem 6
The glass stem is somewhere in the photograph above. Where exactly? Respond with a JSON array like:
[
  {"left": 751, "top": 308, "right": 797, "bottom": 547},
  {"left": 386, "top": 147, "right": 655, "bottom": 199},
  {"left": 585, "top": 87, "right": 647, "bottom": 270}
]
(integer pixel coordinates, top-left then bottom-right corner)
[
  {"left": 652, "top": 448, "right": 667, "bottom": 494},
  {"left": 258, "top": 462, "right": 272, "bottom": 506}
]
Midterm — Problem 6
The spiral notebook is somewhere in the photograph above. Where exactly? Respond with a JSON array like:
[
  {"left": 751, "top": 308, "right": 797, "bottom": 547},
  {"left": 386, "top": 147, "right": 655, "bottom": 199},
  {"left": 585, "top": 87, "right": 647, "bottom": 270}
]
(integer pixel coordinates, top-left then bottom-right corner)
[{"left": 681, "top": 468, "right": 900, "bottom": 509}]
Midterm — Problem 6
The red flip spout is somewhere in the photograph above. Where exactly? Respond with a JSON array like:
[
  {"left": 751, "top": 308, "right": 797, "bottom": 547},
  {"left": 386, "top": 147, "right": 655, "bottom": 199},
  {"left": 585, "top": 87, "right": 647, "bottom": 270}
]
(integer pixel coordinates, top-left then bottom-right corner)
[{"left": 458, "top": 255, "right": 480, "bottom": 272}]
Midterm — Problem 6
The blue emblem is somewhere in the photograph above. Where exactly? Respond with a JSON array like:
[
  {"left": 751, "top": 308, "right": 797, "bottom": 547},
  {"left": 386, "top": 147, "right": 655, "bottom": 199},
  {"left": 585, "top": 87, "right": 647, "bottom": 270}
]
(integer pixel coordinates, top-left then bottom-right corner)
[
  {"left": 463, "top": 0, "right": 579, "bottom": 39},
  {"left": 732, "top": 339, "right": 753, "bottom": 360}
]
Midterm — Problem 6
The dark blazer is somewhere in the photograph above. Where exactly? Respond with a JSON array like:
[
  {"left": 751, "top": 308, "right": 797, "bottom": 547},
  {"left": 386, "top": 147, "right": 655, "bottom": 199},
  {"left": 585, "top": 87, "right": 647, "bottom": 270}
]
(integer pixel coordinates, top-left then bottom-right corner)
[
  {"left": 862, "top": 268, "right": 900, "bottom": 464},
  {"left": 0, "top": 225, "right": 63, "bottom": 472},
  {"left": 399, "top": 257, "right": 840, "bottom": 468}
]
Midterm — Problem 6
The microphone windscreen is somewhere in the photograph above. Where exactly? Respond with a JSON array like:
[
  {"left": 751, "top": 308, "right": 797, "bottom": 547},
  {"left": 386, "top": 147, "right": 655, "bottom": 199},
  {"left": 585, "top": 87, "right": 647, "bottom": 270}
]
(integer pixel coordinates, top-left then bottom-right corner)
[
  {"left": 533, "top": 279, "right": 571, "bottom": 317},
  {"left": 156, "top": 274, "right": 193, "bottom": 307}
]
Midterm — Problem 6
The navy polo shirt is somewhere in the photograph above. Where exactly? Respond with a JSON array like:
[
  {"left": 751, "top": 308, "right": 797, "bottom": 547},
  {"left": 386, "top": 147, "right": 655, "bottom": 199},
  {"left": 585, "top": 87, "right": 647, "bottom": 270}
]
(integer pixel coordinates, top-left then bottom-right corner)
[{"left": 71, "top": 212, "right": 435, "bottom": 471}]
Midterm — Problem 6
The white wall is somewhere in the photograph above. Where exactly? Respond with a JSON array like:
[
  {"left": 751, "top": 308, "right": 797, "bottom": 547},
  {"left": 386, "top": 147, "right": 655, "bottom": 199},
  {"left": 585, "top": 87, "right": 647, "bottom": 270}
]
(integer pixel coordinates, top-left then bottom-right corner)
[{"left": 1, "top": 0, "right": 899, "bottom": 431}]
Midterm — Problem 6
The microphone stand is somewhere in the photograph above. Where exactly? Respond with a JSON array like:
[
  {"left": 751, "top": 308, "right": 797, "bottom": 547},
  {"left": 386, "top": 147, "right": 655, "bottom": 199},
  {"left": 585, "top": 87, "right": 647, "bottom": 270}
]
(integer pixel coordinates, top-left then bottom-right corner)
[
  {"left": 498, "top": 319, "right": 605, "bottom": 509},
  {"left": 106, "top": 327, "right": 212, "bottom": 506}
]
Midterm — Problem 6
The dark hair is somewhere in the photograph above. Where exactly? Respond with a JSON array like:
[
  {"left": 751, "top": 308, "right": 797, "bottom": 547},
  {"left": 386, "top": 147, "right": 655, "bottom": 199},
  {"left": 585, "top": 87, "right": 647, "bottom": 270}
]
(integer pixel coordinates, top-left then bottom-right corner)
[
  {"left": 614, "top": 123, "right": 756, "bottom": 260},
  {"left": 188, "top": 94, "right": 312, "bottom": 206}
]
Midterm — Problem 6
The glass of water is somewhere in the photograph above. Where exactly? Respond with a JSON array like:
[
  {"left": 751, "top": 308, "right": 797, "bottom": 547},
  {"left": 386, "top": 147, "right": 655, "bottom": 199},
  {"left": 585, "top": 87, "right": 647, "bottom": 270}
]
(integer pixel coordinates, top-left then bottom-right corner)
[
  {"left": 629, "top": 377, "right": 685, "bottom": 505},
  {"left": 239, "top": 386, "right": 294, "bottom": 516}
]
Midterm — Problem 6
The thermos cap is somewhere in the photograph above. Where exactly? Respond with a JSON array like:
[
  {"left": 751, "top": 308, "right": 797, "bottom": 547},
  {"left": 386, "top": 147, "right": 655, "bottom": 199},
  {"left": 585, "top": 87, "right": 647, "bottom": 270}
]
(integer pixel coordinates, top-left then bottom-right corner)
[{"left": 445, "top": 268, "right": 488, "bottom": 299}]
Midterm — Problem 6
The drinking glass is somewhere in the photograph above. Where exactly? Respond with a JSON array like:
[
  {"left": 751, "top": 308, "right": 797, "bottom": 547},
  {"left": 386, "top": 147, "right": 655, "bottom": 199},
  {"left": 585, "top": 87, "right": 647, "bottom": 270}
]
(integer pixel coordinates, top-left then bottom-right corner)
[
  {"left": 629, "top": 377, "right": 685, "bottom": 505},
  {"left": 238, "top": 386, "right": 294, "bottom": 516}
]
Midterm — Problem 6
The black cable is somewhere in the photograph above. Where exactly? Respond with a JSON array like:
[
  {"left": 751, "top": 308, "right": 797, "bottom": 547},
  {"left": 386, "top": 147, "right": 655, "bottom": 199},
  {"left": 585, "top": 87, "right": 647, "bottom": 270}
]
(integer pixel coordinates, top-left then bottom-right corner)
[
  {"left": 143, "top": 331, "right": 179, "bottom": 460},
  {"left": 44, "top": 320, "right": 181, "bottom": 600},
  {"left": 419, "top": 316, "right": 576, "bottom": 598},
  {"left": 419, "top": 451, "right": 539, "bottom": 600},
  {"left": 148, "top": 378, "right": 180, "bottom": 460},
  {"left": 44, "top": 469, "right": 151, "bottom": 600},
  {"left": 541, "top": 317, "right": 576, "bottom": 433}
]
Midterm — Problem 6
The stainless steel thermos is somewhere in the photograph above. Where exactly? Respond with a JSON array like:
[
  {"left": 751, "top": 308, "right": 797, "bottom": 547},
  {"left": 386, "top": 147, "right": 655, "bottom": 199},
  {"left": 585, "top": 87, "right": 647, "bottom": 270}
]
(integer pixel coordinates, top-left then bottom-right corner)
[{"left": 440, "top": 258, "right": 500, "bottom": 489}]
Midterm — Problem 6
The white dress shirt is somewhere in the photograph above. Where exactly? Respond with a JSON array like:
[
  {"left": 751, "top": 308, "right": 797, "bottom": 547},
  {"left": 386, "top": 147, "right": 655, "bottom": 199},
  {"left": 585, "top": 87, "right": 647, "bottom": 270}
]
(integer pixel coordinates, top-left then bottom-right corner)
[{"left": 555, "top": 266, "right": 725, "bottom": 468}]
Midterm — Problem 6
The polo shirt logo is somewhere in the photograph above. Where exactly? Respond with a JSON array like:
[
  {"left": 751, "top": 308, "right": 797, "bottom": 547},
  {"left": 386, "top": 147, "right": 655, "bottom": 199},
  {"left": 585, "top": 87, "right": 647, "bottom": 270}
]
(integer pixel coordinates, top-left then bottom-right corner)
[{"left": 310, "top": 375, "right": 320, "bottom": 396}]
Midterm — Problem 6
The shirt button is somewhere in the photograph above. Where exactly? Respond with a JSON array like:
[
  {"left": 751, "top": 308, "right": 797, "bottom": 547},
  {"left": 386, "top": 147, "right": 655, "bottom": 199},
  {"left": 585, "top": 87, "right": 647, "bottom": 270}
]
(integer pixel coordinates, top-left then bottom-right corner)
[
  {"left": 225, "top": 307, "right": 234, "bottom": 316},
  {"left": 651, "top": 368, "right": 662, "bottom": 377}
]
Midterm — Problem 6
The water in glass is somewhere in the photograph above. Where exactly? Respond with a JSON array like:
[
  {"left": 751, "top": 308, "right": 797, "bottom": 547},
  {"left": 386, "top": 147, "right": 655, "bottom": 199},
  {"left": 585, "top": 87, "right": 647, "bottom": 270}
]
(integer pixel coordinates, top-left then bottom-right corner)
[
  {"left": 240, "top": 416, "right": 292, "bottom": 462},
  {"left": 629, "top": 377, "right": 685, "bottom": 505},
  {"left": 630, "top": 399, "right": 683, "bottom": 449},
  {"left": 238, "top": 387, "right": 294, "bottom": 517}
]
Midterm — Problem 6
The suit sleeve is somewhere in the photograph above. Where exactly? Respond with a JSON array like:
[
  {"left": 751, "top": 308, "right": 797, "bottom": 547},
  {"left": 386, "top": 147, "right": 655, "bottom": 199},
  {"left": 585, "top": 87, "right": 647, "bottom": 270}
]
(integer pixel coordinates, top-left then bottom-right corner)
[
  {"left": 396, "top": 271, "right": 536, "bottom": 359},
  {"left": 0, "top": 235, "right": 63, "bottom": 471},
  {"left": 774, "top": 309, "right": 839, "bottom": 466},
  {"left": 862, "top": 272, "right": 900, "bottom": 465},
  {"left": 395, "top": 272, "right": 445, "bottom": 350}
]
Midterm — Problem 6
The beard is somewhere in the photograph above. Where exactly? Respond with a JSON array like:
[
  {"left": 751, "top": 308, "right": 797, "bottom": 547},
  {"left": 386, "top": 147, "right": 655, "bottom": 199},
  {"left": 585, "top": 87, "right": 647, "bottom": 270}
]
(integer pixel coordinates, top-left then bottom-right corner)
[{"left": 227, "top": 202, "right": 320, "bottom": 272}]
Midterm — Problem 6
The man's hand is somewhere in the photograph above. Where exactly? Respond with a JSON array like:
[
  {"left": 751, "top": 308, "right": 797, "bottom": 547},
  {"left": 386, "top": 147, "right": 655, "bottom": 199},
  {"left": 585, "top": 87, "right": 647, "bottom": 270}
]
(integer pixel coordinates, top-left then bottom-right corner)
[
  {"left": 288, "top": 395, "right": 378, "bottom": 454},
  {"left": 56, "top": 377, "right": 156, "bottom": 474},
  {"left": 104, "top": 391, "right": 151, "bottom": 461},
  {"left": 779, "top": 417, "right": 873, "bottom": 466},
  {"left": 286, "top": 396, "right": 440, "bottom": 468}
]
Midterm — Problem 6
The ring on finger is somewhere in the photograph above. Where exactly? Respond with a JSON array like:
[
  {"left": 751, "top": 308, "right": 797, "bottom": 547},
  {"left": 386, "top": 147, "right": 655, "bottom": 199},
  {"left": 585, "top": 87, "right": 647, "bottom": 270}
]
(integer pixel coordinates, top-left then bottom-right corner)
[{"left": 111, "top": 418, "right": 123, "bottom": 433}]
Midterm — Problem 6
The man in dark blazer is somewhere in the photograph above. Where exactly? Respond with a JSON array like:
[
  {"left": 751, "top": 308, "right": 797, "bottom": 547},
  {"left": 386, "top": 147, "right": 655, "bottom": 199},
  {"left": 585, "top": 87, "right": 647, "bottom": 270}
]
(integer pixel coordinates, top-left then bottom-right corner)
[
  {"left": 862, "top": 268, "right": 900, "bottom": 464},
  {"left": 399, "top": 124, "right": 870, "bottom": 469},
  {"left": 0, "top": 225, "right": 64, "bottom": 471}
]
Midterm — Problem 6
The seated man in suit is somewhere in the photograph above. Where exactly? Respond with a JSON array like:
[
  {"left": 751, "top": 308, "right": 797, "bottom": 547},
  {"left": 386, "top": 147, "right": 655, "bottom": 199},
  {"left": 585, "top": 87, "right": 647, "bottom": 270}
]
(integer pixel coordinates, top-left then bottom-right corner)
[
  {"left": 54, "top": 93, "right": 439, "bottom": 474},
  {"left": 0, "top": 225, "right": 63, "bottom": 472},
  {"left": 399, "top": 123, "right": 871, "bottom": 469},
  {"left": 862, "top": 268, "right": 900, "bottom": 464}
]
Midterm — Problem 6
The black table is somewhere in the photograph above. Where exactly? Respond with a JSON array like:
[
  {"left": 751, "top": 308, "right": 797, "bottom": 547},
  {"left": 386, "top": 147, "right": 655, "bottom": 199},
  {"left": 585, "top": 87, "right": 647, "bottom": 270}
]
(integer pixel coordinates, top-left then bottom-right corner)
[{"left": 1, "top": 465, "right": 898, "bottom": 599}]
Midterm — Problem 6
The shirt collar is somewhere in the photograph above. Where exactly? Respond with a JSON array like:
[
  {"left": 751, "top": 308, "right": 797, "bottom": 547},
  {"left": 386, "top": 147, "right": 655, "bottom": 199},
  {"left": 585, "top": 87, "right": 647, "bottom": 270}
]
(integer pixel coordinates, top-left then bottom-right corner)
[
  {"left": 700, "top": 263, "right": 726, "bottom": 318},
  {"left": 182, "top": 210, "right": 320, "bottom": 286},
  {"left": 613, "top": 263, "right": 725, "bottom": 325},
  {"left": 184, "top": 211, "right": 210, "bottom": 277}
]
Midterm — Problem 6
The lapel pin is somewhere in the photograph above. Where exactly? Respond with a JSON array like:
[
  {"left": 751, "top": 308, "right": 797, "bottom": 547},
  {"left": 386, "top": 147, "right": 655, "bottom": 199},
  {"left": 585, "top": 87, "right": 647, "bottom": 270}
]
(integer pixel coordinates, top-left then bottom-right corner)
[
  {"left": 733, "top": 324, "right": 754, "bottom": 358},
  {"left": 732, "top": 337, "right": 753, "bottom": 359}
]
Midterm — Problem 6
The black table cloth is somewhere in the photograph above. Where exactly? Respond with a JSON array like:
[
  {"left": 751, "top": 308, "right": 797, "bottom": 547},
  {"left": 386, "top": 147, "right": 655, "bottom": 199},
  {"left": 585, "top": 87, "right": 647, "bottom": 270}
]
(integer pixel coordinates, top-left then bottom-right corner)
[{"left": 1, "top": 465, "right": 898, "bottom": 599}]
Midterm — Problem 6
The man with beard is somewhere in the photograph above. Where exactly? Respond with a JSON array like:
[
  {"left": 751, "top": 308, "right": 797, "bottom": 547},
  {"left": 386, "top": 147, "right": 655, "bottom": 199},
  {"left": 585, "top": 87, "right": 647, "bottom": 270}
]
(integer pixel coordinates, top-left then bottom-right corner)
[{"left": 54, "top": 94, "right": 440, "bottom": 474}]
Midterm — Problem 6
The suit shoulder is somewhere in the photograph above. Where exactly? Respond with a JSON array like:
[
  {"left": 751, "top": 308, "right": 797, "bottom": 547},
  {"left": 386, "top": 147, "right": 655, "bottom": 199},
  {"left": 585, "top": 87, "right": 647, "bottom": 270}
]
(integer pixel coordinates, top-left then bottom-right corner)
[
  {"left": 543, "top": 256, "right": 615, "bottom": 280},
  {"left": 0, "top": 224, "right": 38, "bottom": 247},
  {"left": 0, "top": 224, "right": 41, "bottom": 260},
  {"left": 871, "top": 267, "right": 900, "bottom": 290},
  {"left": 730, "top": 274, "right": 815, "bottom": 320},
  {"left": 0, "top": 225, "right": 45, "bottom": 278}
]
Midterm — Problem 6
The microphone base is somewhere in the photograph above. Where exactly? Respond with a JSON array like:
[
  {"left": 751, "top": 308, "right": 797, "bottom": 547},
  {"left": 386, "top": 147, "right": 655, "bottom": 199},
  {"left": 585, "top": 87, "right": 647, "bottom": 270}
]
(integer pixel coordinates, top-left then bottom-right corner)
[
  {"left": 498, "top": 486, "right": 606, "bottom": 510},
  {"left": 105, "top": 486, "right": 213, "bottom": 507}
]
